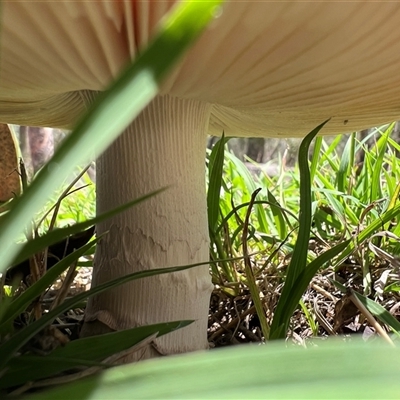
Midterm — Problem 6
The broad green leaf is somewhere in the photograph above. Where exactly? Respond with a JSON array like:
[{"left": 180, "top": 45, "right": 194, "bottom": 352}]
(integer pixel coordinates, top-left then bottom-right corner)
[{"left": 29, "top": 339, "right": 400, "bottom": 399}]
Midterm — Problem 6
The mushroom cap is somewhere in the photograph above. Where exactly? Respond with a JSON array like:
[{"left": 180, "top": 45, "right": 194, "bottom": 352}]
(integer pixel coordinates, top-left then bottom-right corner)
[{"left": 1, "top": 1, "right": 400, "bottom": 136}]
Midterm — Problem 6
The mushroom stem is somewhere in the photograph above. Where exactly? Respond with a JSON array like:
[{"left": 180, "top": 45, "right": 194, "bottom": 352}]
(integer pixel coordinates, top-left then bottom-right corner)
[{"left": 81, "top": 95, "right": 213, "bottom": 360}]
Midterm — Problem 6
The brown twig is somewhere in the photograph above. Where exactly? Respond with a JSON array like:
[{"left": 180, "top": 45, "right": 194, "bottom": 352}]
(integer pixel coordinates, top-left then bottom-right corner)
[
  {"left": 348, "top": 288, "right": 395, "bottom": 347},
  {"left": 50, "top": 262, "right": 78, "bottom": 311}
]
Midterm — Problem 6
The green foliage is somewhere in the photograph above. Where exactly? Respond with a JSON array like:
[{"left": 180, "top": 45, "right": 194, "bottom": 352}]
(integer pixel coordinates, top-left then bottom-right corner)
[
  {"left": 0, "top": 321, "right": 191, "bottom": 390},
  {"left": 1, "top": 0, "right": 400, "bottom": 397},
  {"left": 28, "top": 339, "right": 400, "bottom": 399},
  {"left": 40, "top": 171, "right": 95, "bottom": 230},
  {"left": 208, "top": 122, "right": 400, "bottom": 341},
  {"left": 0, "top": 1, "right": 221, "bottom": 395}
]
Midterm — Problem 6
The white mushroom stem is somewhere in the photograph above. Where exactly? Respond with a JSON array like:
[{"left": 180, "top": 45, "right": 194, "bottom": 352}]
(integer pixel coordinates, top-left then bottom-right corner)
[{"left": 81, "top": 95, "right": 213, "bottom": 359}]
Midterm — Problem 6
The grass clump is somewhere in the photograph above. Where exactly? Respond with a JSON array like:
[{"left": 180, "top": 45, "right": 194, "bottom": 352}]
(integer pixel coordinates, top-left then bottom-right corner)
[
  {"left": 207, "top": 122, "right": 400, "bottom": 346},
  {"left": 3, "top": 118, "right": 400, "bottom": 394}
]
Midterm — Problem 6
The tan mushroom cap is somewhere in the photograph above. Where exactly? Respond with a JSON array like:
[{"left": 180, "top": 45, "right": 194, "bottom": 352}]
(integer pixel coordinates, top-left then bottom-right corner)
[{"left": 1, "top": 1, "right": 400, "bottom": 136}]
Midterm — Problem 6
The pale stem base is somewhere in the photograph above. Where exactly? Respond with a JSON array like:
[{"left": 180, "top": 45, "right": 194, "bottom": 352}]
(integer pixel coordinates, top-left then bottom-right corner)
[{"left": 81, "top": 95, "right": 213, "bottom": 361}]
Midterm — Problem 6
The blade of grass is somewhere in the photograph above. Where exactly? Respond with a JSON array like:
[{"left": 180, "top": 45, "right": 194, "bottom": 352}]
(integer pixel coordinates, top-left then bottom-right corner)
[
  {"left": 269, "top": 120, "right": 331, "bottom": 339},
  {"left": 309, "top": 135, "right": 322, "bottom": 186},
  {"left": 225, "top": 151, "right": 269, "bottom": 234},
  {"left": 331, "top": 279, "right": 400, "bottom": 333},
  {"left": 242, "top": 188, "right": 270, "bottom": 340},
  {"left": 0, "top": 0, "right": 223, "bottom": 274},
  {"left": 0, "top": 258, "right": 214, "bottom": 370},
  {"left": 283, "top": 119, "right": 329, "bottom": 290},
  {"left": 0, "top": 238, "right": 99, "bottom": 331},
  {"left": 267, "top": 190, "right": 288, "bottom": 240},
  {"left": 11, "top": 189, "right": 166, "bottom": 268},
  {"left": 370, "top": 124, "right": 391, "bottom": 201},
  {"left": 207, "top": 134, "right": 228, "bottom": 232},
  {"left": 333, "top": 202, "right": 400, "bottom": 268},
  {"left": 337, "top": 132, "right": 355, "bottom": 194},
  {"left": 0, "top": 321, "right": 191, "bottom": 389},
  {"left": 270, "top": 239, "right": 350, "bottom": 339}
]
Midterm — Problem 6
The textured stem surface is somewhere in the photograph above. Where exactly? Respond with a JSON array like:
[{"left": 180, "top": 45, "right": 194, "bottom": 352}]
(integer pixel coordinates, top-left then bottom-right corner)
[{"left": 81, "top": 95, "right": 213, "bottom": 360}]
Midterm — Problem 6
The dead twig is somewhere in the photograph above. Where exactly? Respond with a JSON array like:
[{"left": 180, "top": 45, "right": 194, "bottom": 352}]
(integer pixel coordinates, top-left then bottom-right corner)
[{"left": 348, "top": 289, "right": 395, "bottom": 347}]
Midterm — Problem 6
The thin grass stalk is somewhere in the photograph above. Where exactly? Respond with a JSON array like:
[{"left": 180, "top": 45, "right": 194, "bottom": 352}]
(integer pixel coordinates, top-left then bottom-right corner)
[
  {"left": 370, "top": 125, "right": 391, "bottom": 202},
  {"left": 309, "top": 136, "right": 322, "bottom": 187},
  {"left": 242, "top": 188, "right": 270, "bottom": 340},
  {"left": 284, "top": 119, "right": 329, "bottom": 289},
  {"left": 269, "top": 120, "right": 330, "bottom": 339},
  {"left": 299, "top": 300, "right": 318, "bottom": 336},
  {"left": 334, "top": 202, "right": 400, "bottom": 268},
  {"left": 347, "top": 289, "right": 394, "bottom": 347}
]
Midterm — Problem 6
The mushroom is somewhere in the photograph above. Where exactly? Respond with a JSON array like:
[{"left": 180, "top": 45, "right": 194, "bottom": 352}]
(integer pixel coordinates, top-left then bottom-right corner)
[
  {"left": 1, "top": 2, "right": 400, "bottom": 360},
  {"left": 0, "top": 124, "right": 21, "bottom": 203}
]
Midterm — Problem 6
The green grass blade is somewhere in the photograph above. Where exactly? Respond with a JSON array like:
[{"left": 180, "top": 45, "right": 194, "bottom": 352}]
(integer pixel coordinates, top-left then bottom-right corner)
[
  {"left": 283, "top": 119, "right": 329, "bottom": 290},
  {"left": 334, "top": 202, "right": 400, "bottom": 267},
  {"left": 299, "top": 299, "right": 318, "bottom": 336},
  {"left": 354, "top": 291, "right": 400, "bottom": 333},
  {"left": 0, "top": 0, "right": 223, "bottom": 274},
  {"left": 216, "top": 200, "right": 297, "bottom": 237},
  {"left": 0, "top": 239, "right": 98, "bottom": 331},
  {"left": 337, "top": 132, "right": 355, "bottom": 194},
  {"left": 270, "top": 240, "right": 350, "bottom": 339},
  {"left": 0, "top": 259, "right": 211, "bottom": 370},
  {"left": 332, "top": 280, "right": 400, "bottom": 333},
  {"left": 270, "top": 120, "right": 328, "bottom": 339},
  {"left": 309, "top": 135, "right": 322, "bottom": 184},
  {"left": 207, "top": 134, "right": 228, "bottom": 231},
  {"left": 318, "top": 134, "right": 342, "bottom": 172},
  {"left": 0, "top": 321, "right": 191, "bottom": 389},
  {"left": 370, "top": 125, "right": 391, "bottom": 201},
  {"left": 11, "top": 189, "right": 165, "bottom": 268},
  {"left": 267, "top": 190, "right": 288, "bottom": 240},
  {"left": 225, "top": 152, "right": 269, "bottom": 233},
  {"left": 242, "top": 189, "right": 270, "bottom": 339},
  {"left": 269, "top": 120, "right": 330, "bottom": 339}
]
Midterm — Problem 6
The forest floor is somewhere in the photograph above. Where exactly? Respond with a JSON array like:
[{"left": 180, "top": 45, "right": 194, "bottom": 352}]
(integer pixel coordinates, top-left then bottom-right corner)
[
  {"left": 207, "top": 247, "right": 400, "bottom": 347},
  {"left": 62, "top": 251, "right": 400, "bottom": 348}
]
